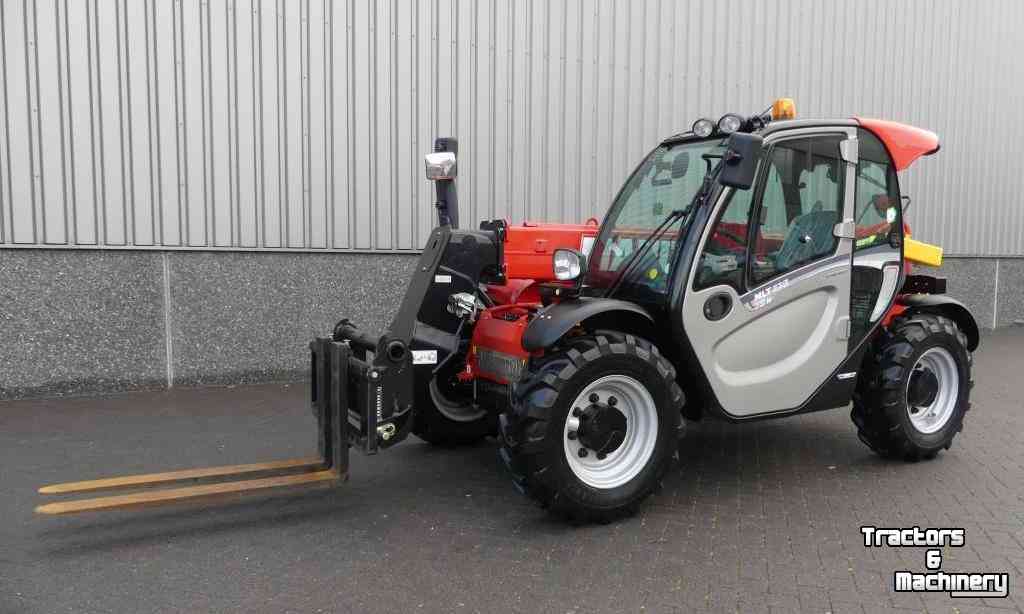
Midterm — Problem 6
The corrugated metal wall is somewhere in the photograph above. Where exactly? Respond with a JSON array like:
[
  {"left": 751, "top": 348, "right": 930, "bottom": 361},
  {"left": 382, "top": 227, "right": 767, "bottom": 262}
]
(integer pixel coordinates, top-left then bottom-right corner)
[{"left": 1, "top": 0, "right": 1022, "bottom": 255}]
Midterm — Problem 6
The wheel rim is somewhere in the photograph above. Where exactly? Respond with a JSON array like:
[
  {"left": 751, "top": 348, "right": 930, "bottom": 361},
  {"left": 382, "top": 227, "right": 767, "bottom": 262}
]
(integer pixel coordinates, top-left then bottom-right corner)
[
  {"left": 563, "top": 375, "right": 658, "bottom": 489},
  {"left": 905, "top": 347, "right": 959, "bottom": 434},
  {"left": 429, "top": 376, "right": 486, "bottom": 422}
]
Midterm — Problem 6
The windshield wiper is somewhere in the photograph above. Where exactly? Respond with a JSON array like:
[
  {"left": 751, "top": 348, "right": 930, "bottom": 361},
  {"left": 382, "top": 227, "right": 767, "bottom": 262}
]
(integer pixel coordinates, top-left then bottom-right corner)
[
  {"left": 606, "top": 155, "right": 724, "bottom": 298},
  {"left": 606, "top": 208, "right": 686, "bottom": 297}
]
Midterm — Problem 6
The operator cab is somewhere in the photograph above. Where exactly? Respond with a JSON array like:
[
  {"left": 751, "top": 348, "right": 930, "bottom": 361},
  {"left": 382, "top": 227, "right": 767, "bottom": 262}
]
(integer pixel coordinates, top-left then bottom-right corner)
[{"left": 565, "top": 100, "right": 929, "bottom": 419}]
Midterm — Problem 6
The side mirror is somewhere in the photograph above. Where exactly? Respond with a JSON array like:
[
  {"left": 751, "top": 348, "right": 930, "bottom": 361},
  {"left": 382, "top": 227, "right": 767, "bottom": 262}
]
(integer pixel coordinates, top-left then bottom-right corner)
[
  {"left": 718, "top": 133, "right": 763, "bottom": 190},
  {"left": 424, "top": 151, "right": 457, "bottom": 181}
]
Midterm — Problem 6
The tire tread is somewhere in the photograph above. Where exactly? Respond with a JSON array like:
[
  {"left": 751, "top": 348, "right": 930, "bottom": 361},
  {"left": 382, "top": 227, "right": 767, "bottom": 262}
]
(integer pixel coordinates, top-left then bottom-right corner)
[
  {"left": 851, "top": 313, "right": 972, "bottom": 461},
  {"left": 499, "top": 331, "right": 684, "bottom": 522}
]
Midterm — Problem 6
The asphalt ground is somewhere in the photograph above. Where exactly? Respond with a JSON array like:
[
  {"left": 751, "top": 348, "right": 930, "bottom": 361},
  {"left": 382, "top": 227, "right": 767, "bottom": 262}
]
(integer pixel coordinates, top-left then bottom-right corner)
[{"left": 2, "top": 328, "right": 1023, "bottom": 614}]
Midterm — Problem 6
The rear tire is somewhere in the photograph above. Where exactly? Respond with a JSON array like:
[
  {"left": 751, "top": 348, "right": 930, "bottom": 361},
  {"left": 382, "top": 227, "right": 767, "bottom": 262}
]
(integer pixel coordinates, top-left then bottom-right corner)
[
  {"left": 499, "top": 332, "right": 684, "bottom": 522},
  {"left": 851, "top": 313, "right": 972, "bottom": 461}
]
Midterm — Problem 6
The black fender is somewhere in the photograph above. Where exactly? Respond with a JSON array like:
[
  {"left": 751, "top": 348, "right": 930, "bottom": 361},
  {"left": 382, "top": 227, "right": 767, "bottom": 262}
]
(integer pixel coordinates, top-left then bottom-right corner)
[
  {"left": 898, "top": 294, "right": 980, "bottom": 351},
  {"left": 521, "top": 298, "right": 655, "bottom": 351}
]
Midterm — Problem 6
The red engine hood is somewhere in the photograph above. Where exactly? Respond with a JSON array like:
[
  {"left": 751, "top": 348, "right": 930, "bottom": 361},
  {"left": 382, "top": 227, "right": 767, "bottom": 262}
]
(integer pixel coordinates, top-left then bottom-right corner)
[{"left": 502, "top": 220, "right": 600, "bottom": 281}]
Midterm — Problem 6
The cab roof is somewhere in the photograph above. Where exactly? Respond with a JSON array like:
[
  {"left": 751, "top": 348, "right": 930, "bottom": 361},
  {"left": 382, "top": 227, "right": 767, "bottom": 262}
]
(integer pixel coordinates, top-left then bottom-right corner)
[
  {"left": 664, "top": 115, "right": 941, "bottom": 171},
  {"left": 761, "top": 117, "right": 940, "bottom": 171},
  {"left": 853, "top": 117, "right": 940, "bottom": 171}
]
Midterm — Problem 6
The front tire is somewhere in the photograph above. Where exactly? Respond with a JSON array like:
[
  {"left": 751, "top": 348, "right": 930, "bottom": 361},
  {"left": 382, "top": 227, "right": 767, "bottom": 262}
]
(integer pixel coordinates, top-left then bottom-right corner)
[
  {"left": 499, "top": 332, "right": 684, "bottom": 522},
  {"left": 851, "top": 313, "right": 973, "bottom": 460}
]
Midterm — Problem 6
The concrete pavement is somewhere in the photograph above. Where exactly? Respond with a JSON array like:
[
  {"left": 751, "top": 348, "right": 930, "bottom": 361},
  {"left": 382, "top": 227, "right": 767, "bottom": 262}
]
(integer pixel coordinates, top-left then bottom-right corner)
[{"left": 2, "top": 329, "right": 1023, "bottom": 613}]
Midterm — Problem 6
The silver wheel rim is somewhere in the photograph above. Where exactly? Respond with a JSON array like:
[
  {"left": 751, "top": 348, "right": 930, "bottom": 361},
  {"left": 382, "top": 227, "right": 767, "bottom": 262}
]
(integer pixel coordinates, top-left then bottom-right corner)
[
  {"left": 429, "top": 377, "right": 486, "bottom": 422},
  {"left": 563, "top": 375, "right": 658, "bottom": 490},
  {"left": 906, "top": 347, "right": 959, "bottom": 434}
]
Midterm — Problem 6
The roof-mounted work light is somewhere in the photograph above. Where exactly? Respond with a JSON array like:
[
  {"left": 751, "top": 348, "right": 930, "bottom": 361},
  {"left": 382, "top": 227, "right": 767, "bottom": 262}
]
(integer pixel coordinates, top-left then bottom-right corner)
[
  {"left": 692, "top": 118, "right": 716, "bottom": 138},
  {"left": 717, "top": 113, "right": 744, "bottom": 134}
]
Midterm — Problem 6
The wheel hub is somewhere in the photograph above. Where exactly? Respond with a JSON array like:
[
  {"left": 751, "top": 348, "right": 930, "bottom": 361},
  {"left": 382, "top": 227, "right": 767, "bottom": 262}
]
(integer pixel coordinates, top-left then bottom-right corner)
[
  {"left": 905, "top": 346, "right": 960, "bottom": 434},
  {"left": 563, "top": 375, "right": 659, "bottom": 490},
  {"left": 908, "top": 367, "right": 939, "bottom": 408},
  {"left": 575, "top": 398, "right": 628, "bottom": 456}
]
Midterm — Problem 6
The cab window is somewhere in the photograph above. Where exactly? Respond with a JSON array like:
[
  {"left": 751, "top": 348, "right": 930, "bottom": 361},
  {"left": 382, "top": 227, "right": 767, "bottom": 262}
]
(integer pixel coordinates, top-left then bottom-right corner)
[
  {"left": 854, "top": 129, "right": 901, "bottom": 251},
  {"left": 848, "top": 128, "right": 903, "bottom": 348},
  {"left": 694, "top": 187, "right": 754, "bottom": 292},
  {"left": 750, "top": 135, "right": 845, "bottom": 285}
]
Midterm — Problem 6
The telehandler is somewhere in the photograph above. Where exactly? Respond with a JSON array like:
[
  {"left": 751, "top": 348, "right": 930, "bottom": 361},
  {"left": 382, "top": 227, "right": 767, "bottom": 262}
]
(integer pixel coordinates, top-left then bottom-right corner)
[{"left": 38, "top": 99, "right": 977, "bottom": 522}]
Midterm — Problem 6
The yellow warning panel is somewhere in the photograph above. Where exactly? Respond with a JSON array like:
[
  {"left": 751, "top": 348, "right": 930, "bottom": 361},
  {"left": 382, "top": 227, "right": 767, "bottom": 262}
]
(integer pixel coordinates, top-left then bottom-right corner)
[{"left": 905, "top": 237, "right": 943, "bottom": 267}]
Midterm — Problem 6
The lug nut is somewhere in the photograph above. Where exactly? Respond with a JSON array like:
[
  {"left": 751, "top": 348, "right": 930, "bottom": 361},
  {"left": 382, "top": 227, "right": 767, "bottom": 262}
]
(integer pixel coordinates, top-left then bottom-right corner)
[
  {"left": 597, "top": 452, "right": 606, "bottom": 460},
  {"left": 567, "top": 430, "right": 577, "bottom": 440},
  {"left": 607, "top": 396, "right": 617, "bottom": 407},
  {"left": 572, "top": 407, "right": 582, "bottom": 417},
  {"left": 578, "top": 448, "right": 589, "bottom": 458},
  {"left": 589, "top": 393, "right": 599, "bottom": 403}
]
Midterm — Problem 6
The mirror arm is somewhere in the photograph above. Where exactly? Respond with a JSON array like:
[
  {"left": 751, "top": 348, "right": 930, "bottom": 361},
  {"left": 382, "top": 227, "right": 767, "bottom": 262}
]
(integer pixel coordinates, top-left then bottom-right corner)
[
  {"left": 431, "top": 138, "right": 459, "bottom": 228},
  {"left": 697, "top": 154, "right": 725, "bottom": 206}
]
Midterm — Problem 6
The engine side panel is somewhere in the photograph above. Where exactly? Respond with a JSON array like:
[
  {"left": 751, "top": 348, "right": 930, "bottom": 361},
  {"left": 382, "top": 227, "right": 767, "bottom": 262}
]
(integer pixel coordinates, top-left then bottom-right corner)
[
  {"left": 502, "top": 221, "right": 599, "bottom": 281},
  {"left": 469, "top": 307, "right": 532, "bottom": 384}
]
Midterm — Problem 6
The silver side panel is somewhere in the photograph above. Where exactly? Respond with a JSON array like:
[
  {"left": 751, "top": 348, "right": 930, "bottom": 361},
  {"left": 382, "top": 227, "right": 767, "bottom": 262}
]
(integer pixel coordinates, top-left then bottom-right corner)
[
  {"left": 870, "top": 264, "right": 903, "bottom": 322},
  {"left": 682, "top": 127, "right": 857, "bottom": 417}
]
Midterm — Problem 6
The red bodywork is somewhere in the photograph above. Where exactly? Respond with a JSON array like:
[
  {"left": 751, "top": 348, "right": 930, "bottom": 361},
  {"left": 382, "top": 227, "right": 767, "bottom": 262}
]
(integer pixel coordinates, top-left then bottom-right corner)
[
  {"left": 501, "top": 219, "right": 600, "bottom": 280},
  {"left": 465, "top": 306, "right": 534, "bottom": 384},
  {"left": 468, "top": 219, "right": 600, "bottom": 383},
  {"left": 855, "top": 117, "right": 940, "bottom": 171}
]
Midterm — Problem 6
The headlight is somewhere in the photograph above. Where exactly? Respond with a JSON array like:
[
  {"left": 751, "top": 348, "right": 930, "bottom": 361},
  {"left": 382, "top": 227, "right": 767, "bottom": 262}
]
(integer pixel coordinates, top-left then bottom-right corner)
[
  {"left": 717, "top": 113, "right": 744, "bottom": 134},
  {"left": 553, "top": 249, "right": 583, "bottom": 281},
  {"left": 692, "top": 118, "right": 715, "bottom": 138}
]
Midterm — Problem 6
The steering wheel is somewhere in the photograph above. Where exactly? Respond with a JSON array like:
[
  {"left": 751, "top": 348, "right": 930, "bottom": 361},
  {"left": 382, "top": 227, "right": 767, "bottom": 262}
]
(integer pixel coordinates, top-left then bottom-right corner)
[{"left": 714, "top": 227, "right": 746, "bottom": 246}]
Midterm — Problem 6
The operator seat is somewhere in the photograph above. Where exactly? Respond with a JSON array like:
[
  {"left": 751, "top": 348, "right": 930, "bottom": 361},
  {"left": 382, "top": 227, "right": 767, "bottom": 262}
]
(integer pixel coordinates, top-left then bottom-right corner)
[{"left": 774, "top": 210, "right": 838, "bottom": 271}]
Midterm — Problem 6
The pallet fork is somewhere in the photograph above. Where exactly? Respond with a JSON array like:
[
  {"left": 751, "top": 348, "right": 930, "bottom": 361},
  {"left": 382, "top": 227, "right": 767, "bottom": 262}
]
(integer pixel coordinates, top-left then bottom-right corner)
[
  {"left": 37, "top": 222, "right": 448, "bottom": 517},
  {"left": 36, "top": 340, "right": 360, "bottom": 515}
]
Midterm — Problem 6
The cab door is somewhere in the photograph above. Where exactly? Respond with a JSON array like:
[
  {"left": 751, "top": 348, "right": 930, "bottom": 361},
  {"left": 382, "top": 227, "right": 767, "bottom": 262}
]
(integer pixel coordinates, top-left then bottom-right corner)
[{"left": 681, "top": 128, "right": 857, "bottom": 417}]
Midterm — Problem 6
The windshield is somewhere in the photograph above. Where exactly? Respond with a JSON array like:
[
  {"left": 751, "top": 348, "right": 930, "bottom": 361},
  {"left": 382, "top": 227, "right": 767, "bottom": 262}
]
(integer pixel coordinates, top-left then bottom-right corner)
[{"left": 587, "top": 138, "right": 726, "bottom": 296}]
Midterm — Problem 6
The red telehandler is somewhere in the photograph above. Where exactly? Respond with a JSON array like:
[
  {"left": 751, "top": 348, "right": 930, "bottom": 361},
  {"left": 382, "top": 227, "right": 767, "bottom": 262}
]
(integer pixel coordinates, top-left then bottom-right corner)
[{"left": 38, "top": 100, "right": 977, "bottom": 522}]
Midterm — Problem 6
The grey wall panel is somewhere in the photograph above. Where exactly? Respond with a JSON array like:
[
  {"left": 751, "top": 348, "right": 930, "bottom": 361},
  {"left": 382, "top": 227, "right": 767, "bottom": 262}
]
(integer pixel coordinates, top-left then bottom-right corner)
[
  {"left": 1, "top": 0, "right": 1022, "bottom": 255},
  {"left": 0, "top": 249, "right": 167, "bottom": 399},
  {"left": 167, "top": 250, "right": 416, "bottom": 386}
]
